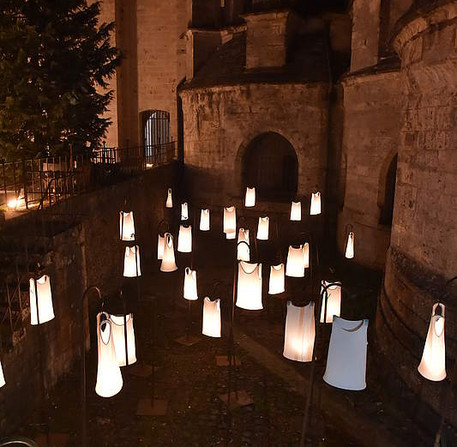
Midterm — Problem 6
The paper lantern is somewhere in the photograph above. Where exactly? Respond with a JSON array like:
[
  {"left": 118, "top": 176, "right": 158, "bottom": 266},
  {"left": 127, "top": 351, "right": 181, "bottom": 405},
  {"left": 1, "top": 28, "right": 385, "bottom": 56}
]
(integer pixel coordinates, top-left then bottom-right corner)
[
  {"left": 160, "top": 233, "right": 178, "bottom": 272},
  {"left": 310, "top": 192, "right": 321, "bottom": 216},
  {"left": 236, "top": 261, "right": 263, "bottom": 310},
  {"left": 184, "top": 267, "right": 198, "bottom": 301},
  {"left": 320, "top": 281, "right": 341, "bottom": 323},
  {"left": 290, "top": 201, "right": 302, "bottom": 221},
  {"left": 303, "top": 242, "right": 310, "bottom": 268},
  {"left": 418, "top": 303, "right": 446, "bottom": 381},
  {"left": 237, "top": 228, "right": 250, "bottom": 261},
  {"left": 245, "top": 187, "right": 256, "bottom": 207},
  {"left": 223, "top": 206, "right": 236, "bottom": 234},
  {"left": 345, "top": 232, "right": 354, "bottom": 259},
  {"left": 268, "top": 263, "right": 285, "bottom": 295},
  {"left": 202, "top": 297, "right": 221, "bottom": 338},
  {"left": 166, "top": 188, "right": 173, "bottom": 208},
  {"left": 178, "top": 224, "right": 192, "bottom": 253},
  {"left": 323, "top": 317, "right": 368, "bottom": 391},
  {"left": 109, "top": 313, "right": 137, "bottom": 367},
  {"left": 123, "top": 245, "right": 141, "bottom": 277},
  {"left": 226, "top": 231, "right": 236, "bottom": 240},
  {"left": 157, "top": 234, "right": 165, "bottom": 260},
  {"left": 119, "top": 211, "right": 135, "bottom": 241},
  {"left": 29, "top": 275, "right": 55, "bottom": 325},
  {"left": 95, "top": 313, "right": 123, "bottom": 398},
  {"left": 181, "top": 202, "right": 189, "bottom": 220},
  {"left": 0, "top": 360, "right": 5, "bottom": 388},
  {"left": 286, "top": 245, "right": 306, "bottom": 278},
  {"left": 283, "top": 301, "right": 315, "bottom": 362},
  {"left": 200, "top": 209, "right": 210, "bottom": 231},
  {"left": 257, "top": 216, "right": 269, "bottom": 241}
]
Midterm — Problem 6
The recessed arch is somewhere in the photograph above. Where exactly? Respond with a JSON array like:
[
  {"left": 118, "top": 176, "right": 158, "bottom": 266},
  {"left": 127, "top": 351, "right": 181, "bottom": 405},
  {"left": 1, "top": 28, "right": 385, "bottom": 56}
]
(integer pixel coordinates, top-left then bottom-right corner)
[{"left": 140, "top": 110, "right": 170, "bottom": 156}]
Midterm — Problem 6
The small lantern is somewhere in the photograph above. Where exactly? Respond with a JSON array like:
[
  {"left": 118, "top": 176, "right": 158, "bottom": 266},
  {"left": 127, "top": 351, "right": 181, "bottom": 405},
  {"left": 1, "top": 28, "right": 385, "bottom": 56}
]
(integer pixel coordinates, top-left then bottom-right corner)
[
  {"left": 310, "top": 192, "right": 321, "bottom": 216},
  {"left": 237, "top": 228, "right": 250, "bottom": 261},
  {"left": 226, "top": 231, "right": 236, "bottom": 240},
  {"left": 418, "top": 303, "right": 446, "bottom": 381},
  {"left": 236, "top": 261, "right": 263, "bottom": 310},
  {"left": 178, "top": 224, "right": 192, "bottom": 253},
  {"left": 160, "top": 233, "right": 178, "bottom": 272},
  {"left": 345, "top": 232, "right": 354, "bottom": 259},
  {"left": 202, "top": 297, "right": 221, "bottom": 338},
  {"left": 109, "top": 313, "right": 137, "bottom": 367},
  {"left": 290, "top": 201, "right": 301, "bottom": 221},
  {"left": 257, "top": 216, "right": 269, "bottom": 241},
  {"left": 123, "top": 245, "right": 141, "bottom": 277},
  {"left": 29, "top": 275, "right": 55, "bottom": 325},
  {"left": 181, "top": 202, "right": 189, "bottom": 220},
  {"left": 166, "top": 188, "right": 173, "bottom": 208},
  {"left": 283, "top": 301, "right": 315, "bottom": 362},
  {"left": 200, "top": 209, "right": 210, "bottom": 231},
  {"left": 286, "top": 245, "right": 306, "bottom": 278},
  {"left": 157, "top": 234, "right": 165, "bottom": 260},
  {"left": 268, "top": 263, "right": 285, "bottom": 295},
  {"left": 0, "top": 360, "right": 5, "bottom": 388},
  {"left": 245, "top": 187, "right": 256, "bottom": 207},
  {"left": 184, "top": 267, "right": 198, "bottom": 301},
  {"left": 119, "top": 211, "right": 135, "bottom": 241},
  {"left": 320, "top": 281, "right": 342, "bottom": 323},
  {"left": 303, "top": 242, "right": 310, "bottom": 268},
  {"left": 95, "top": 313, "right": 123, "bottom": 398},
  {"left": 223, "top": 206, "right": 236, "bottom": 235}
]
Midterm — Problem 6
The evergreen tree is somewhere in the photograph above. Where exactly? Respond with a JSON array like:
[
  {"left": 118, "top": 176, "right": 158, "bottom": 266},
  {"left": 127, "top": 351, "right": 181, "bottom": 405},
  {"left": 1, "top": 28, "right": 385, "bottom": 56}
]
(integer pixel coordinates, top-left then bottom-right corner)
[{"left": 0, "top": 0, "right": 120, "bottom": 160}]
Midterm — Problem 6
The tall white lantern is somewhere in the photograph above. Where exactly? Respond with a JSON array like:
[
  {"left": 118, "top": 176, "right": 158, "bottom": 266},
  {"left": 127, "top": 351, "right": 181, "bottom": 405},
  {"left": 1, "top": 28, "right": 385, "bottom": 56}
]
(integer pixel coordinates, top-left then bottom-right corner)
[
  {"left": 345, "top": 231, "right": 355, "bottom": 259},
  {"left": 29, "top": 275, "right": 55, "bottom": 325},
  {"left": 184, "top": 267, "right": 198, "bottom": 301},
  {"left": 123, "top": 245, "right": 141, "bottom": 277},
  {"left": 303, "top": 242, "right": 310, "bottom": 268},
  {"left": 119, "top": 211, "right": 135, "bottom": 241},
  {"left": 245, "top": 187, "right": 256, "bottom": 207},
  {"left": 283, "top": 301, "right": 315, "bottom": 362},
  {"left": 181, "top": 202, "right": 189, "bottom": 220},
  {"left": 200, "top": 209, "right": 210, "bottom": 231},
  {"left": 418, "top": 303, "right": 446, "bottom": 381},
  {"left": 236, "top": 261, "right": 263, "bottom": 310},
  {"left": 237, "top": 228, "right": 250, "bottom": 261},
  {"left": 160, "top": 233, "right": 178, "bottom": 272},
  {"left": 0, "top": 360, "right": 6, "bottom": 388},
  {"left": 223, "top": 206, "right": 236, "bottom": 235},
  {"left": 95, "top": 313, "right": 123, "bottom": 398},
  {"left": 157, "top": 234, "right": 165, "bottom": 260},
  {"left": 320, "top": 281, "right": 342, "bottom": 323},
  {"left": 290, "top": 201, "right": 301, "bottom": 221},
  {"left": 109, "top": 313, "right": 137, "bottom": 367},
  {"left": 177, "top": 224, "right": 192, "bottom": 253},
  {"left": 257, "top": 216, "right": 269, "bottom": 241},
  {"left": 286, "top": 245, "right": 306, "bottom": 278},
  {"left": 202, "top": 297, "right": 221, "bottom": 338},
  {"left": 166, "top": 188, "right": 173, "bottom": 208},
  {"left": 268, "top": 263, "right": 285, "bottom": 295},
  {"left": 310, "top": 192, "right": 322, "bottom": 216}
]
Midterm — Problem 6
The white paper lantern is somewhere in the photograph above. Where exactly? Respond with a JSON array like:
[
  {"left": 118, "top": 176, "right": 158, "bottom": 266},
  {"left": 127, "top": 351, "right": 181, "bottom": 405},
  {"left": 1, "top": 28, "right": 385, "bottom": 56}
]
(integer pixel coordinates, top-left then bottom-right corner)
[
  {"left": 345, "top": 232, "right": 354, "bottom": 259},
  {"left": 109, "top": 313, "right": 137, "bottom": 367},
  {"left": 0, "top": 360, "right": 6, "bottom": 388},
  {"left": 123, "top": 245, "right": 141, "bottom": 277},
  {"left": 95, "top": 313, "right": 123, "bottom": 398},
  {"left": 178, "top": 224, "right": 192, "bottom": 253},
  {"left": 257, "top": 216, "right": 269, "bottom": 241},
  {"left": 157, "top": 234, "right": 165, "bottom": 260},
  {"left": 236, "top": 261, "right": 263, "bottom": 310},
  {"left": 237, "top": 228, "right": 250, "bottom": 261},
  {"left": 160, "top": 233, "right": 178, "bottom": 272},
  {"left": 268, "top": 263, "right": 285, "bottom": 295},
  {"left": 166, "top": 188, "right": 173, "bottom": 208},
  {"left": 290, "top": 201, "right": 301, "bottom": 221},
  {"left": 202, "top": 297, "right": 221, "bottom": 338},
  {"left": 223, "top": 206, "right": 236, "bottom": 234},
  {"left": 181, "top": 202, "right": 189, "bottom": 220},
  {"left": 283, "top": 301, "right": 315, "bottom": 362},
  {"left": 286, "top": 245, "right": 306, "bottom": 278},
  {"left": 320, "top": 281, "right": 342, "bottom": 323},
  {"left": 245, "top": 187, "right": 256, "bottom": 207},
  {"left": 119, "top": 211, "right": 135, "bottom": 241},
  {"left": 184, "top": 267, "right": 198, "bottom": 301},
  {"left": 310, "top": 192, "right": 321, "bottom": 216},
  {"left": 29, "top": 275, "right": 55, "bottom": 325},
  {"left": 226, "top": 231, "right": 236, "bottom": 240},
  {"left": 200, "top": 209, "right": 210, "bottom": 231},
  {"left": 303, "top": 242, "right": 310, "bottom": 268},
  {"left": 418, "top": 303, "right": 446, "bottom": 381}
]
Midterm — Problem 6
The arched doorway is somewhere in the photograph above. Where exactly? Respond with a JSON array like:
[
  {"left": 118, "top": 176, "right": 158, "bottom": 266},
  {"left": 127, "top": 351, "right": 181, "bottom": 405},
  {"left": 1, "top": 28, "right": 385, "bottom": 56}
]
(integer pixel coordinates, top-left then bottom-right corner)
[
  {"left": 141, "top": 110, "right": 170, "bottom": 156},
  {"left": 242, "top": 132, "right": 298, "bottom": 201},
  {"left": 379, "top": 154, "right": 398, "bottom": 226}
]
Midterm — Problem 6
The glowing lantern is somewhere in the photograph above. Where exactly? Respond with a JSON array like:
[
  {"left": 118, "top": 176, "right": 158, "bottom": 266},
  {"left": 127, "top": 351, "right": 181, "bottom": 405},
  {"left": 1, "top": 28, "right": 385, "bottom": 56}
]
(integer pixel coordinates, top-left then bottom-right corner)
[
  {"left": 160, "top": 233, "right": 178, "bottom": 272},
  {"left": 320, "top": 281, "right": 342, "bottom": 323},
  {"left": 181, "top": 202, "right": 189, "bottom": 220},
  {"left": 119, "top": 211, "right": 135, "bottom": 241},
  {"left": 286, "top": 245, "right": 306, "bottom": 278},
  {"left": 345, "top": 232, "right": 354, "bottom": 259},
  {"left": 123, "top": 246, "right": 141, "bottom": 277},
  {"left": 418, "top": 303, "right": 446, "bottom": 381},
  {"left": 166, "top": 188, "right": 173, "bottom": 208},
  {"left": 237, "top": 228, "right": 250, "bottom": 261},
  {"left": 95, "top": 313, "right": 123, "bottom": 398},
  {"left": 157, "top": 234, "right": 165, "bottom": 260},
  {"left": 0, "top": 361, "right": 5, "bottom": 388},
  {"left": 245, "top": 187, "right": 256, "bottom": 207},
  {"left": 226, "top": 231, "right": 236, "bottom": 240},
  {"left": 257, "top": 216, "right": 269, "bottom": 241},
  {"left": 310, "top": 192, "right": 321, "bottom": 216},
  {"left": 268, "top": 263, "right": 285, "bottom": 295},
  {"left": 283, "top": 301, "right": 315, "bottom": 362},
  {"left": 303, "top": 242, "right": 310, "bottom": 268},
  {"left": 236, "top": 261, "right": 263, "bottom": 310},
  {"left": 184, "top": 267, "right": 198, "bottom": 301},
  {"left": 29, "top": 275, "right": 55, "bottom": 325},
  {"left": 223, "top": 206, "right": 236, "bottom": 235},
  {"left": 200, "top": 209, "right": 210, "bottom": 231},
  {"left": 178, "top": 224, "right": 192, "bottom": 253},
  {"left": 202, "top": 297, "right": 221, "bottom": 338},
  {"left": 109, "top": 313, "right": 137, "bottom": 367},
  {"left": 290, "top": 201, "right": 301, "bottom": 221}
]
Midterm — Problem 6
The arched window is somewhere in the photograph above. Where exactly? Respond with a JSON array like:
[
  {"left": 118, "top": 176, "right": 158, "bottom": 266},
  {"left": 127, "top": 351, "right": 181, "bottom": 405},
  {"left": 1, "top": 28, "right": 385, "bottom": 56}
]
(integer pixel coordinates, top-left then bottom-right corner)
[
  {"left": 379, "top": 154, "right": 397, "bottom": 226},
  {"left": 141, "top": 110, "right": 170, "bottom": 156},
  {"left": 242, "top": 132, "right": 298, "bottom": 201}
]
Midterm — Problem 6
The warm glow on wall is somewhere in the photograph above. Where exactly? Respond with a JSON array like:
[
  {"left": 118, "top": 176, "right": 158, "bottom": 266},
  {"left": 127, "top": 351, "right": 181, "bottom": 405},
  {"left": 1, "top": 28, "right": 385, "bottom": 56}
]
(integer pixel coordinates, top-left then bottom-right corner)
[
  {"left": 181, "top": 202, "right": 189, "bottom": 220},
  {"left": 123, "top": 246, "right": 141, "bottom": 277},
  {"left": 237, "top": 228, "right": 250, "bottom": 261},
  {"left": 109, "top": 313, "right": 137, "bottom": 367},
  {"left": 286, "top": 245, "right": 306, "bottom": 278},
  {"left": 202, "top": 297, "right": 221, "bottom": 338},
  {"left": 310, "top": 192, "right": 321, "bottom": 215},
  {"left": 200, "top": 209, "right": 210, "bottom": 231},
  {"left": 223, "top": 206, "right": 236, "bottom": 235},
  {"left": 160, "top": 233, "right": 178, "bottom": 272},
  {"left": 268, "top": 263, "right": 285, "bottom": 295},
  {"left": 320, "top": 281, "right": 341, "bottom": 323},
  {"left": 119, "top": 211, "right": 135, "bottom": 241},
  {"left": 236, "top": 261, "right": 263, "bottom": 310},
  {"left": 166, "top": 188, "right": 173, "bottom": 208},
  {"left": 29, "top": 275, "right": 55, "bottom": 325},
  {"left": 345, "top": 231, "right": 354, "bottom": 259},
  {"left": 245, "top": 187, "right": 256, "bottom": 207},
  {"left": 257, "top": 216, "right": 269, "bottom": 240},
  {"left": 157, "top": 234, "right": 165, "bottom": 260},
  {"left": 184, "top": 267, "right": 198, "bottom": 301},
  {"left": 290, "top": 201, "right": 301, "bottom": 221},
  {"left": 178, "top": 224, "right": 192, "bottom": 253}
]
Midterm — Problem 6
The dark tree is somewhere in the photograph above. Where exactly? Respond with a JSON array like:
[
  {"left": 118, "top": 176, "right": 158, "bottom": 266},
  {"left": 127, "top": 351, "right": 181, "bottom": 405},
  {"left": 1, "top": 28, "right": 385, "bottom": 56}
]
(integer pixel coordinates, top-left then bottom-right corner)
[{"left": 0, "top": 0, "right": 120, "bottom": 160}]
